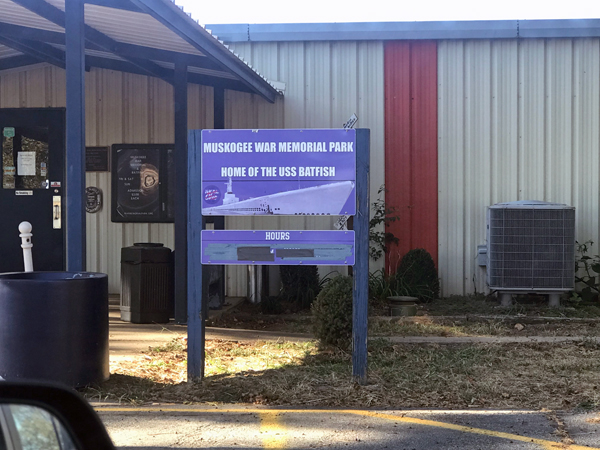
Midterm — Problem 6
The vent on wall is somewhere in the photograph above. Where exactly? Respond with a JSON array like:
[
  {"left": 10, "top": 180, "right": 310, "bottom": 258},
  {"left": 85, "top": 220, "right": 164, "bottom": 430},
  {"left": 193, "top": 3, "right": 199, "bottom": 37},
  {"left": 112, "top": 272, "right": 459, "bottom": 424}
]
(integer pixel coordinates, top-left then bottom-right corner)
[{"left": 487, "top": 201, "right": 575, "bottom": 291}]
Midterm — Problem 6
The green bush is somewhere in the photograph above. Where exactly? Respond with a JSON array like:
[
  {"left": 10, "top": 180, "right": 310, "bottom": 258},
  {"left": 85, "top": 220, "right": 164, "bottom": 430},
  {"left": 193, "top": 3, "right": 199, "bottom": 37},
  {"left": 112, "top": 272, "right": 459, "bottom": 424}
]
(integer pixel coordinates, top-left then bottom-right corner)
[
  {"left": 394, "top": 248, "right": 440, "bottom": 302},
  {"left": 311, "top": 275, "right": 353, "bottom": 349},
  {"left": 278, "top": 265, "right": 321, "bottom": 310},
  {"left": 574, "top": 240, "right": 600, "bottom": 302}
]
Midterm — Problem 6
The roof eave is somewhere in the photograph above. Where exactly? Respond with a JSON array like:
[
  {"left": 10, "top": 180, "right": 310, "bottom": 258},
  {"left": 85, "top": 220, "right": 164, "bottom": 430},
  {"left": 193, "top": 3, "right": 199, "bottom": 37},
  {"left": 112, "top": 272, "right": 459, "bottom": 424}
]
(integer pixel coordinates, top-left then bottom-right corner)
[{"left": 129, "top": 0, "right": 279, "bottom": 103}]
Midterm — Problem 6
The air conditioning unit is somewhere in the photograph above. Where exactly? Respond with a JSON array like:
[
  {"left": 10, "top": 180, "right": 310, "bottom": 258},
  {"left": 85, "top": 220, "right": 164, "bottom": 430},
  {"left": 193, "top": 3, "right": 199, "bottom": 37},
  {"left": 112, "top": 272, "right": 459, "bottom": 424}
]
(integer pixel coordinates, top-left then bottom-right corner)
[{"left": 486, "top": 200, "right": 575, "bottom": 306}]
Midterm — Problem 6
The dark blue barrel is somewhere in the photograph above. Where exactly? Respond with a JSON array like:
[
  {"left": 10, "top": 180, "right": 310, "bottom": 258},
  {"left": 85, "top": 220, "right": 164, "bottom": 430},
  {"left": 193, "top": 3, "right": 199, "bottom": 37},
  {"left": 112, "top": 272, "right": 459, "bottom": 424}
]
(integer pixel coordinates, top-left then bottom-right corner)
[{"left": 0, "top": 272, "right": 109, "bottom": 387}]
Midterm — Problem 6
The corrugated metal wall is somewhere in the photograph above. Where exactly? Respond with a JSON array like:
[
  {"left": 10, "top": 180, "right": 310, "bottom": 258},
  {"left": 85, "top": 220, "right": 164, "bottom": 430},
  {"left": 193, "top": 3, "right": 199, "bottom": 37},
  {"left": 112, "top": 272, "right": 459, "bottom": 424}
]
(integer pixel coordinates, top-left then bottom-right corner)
[
  {"left": 0, "top": 40, "right": 385, "bottom": 295},
  {"left": 0, "top": 65, "right": 215, "bottom": 293},
  {"left": 384, "top": 41, "right": 438, "bottom": 272},
  {"left": 222, "top": 41, "right": 386, "bottom": 296},
  {"left": 438, "top": 38, "right": 600, "bottom": 296}
]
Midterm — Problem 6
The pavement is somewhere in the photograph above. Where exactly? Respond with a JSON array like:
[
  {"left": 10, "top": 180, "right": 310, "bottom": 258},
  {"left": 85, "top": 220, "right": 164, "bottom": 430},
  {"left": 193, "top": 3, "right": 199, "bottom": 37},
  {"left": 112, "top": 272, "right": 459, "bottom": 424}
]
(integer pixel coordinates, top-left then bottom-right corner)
[
  {"left": 95, "top": 405, "right": 600, "bottom": 450},
  {"left": 104, "top": 302, "right": 600, "bottom": 449},
  {"left": 108, "top": 302, "right": 312, "bottom": 363},
  {"left": 109, "top": 302, "right": 600, "bottom": 363}
]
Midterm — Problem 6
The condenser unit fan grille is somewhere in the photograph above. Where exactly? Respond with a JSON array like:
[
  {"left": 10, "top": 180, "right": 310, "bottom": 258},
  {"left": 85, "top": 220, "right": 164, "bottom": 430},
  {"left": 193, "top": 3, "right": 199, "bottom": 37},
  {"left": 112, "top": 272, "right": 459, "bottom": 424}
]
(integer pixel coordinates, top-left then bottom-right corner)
[{"left": 488, "top": 208, "right": 575, "bottom": 290}]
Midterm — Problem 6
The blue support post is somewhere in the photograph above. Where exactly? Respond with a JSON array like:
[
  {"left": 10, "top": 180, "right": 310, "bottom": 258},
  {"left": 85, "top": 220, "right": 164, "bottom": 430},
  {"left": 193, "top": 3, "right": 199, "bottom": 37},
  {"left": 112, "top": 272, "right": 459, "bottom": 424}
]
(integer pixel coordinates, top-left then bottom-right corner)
[
  {"left": 187, "top": 130, "right": 204, "bottom": 381},
  {"left": 174, "top": 58, "right": 188, "bottom": 324},
  {"left": 65, "top": 0, "right": 86, "bottom": 271},
  {"left": 352, "top": 129, "right": 370, "bottom": 384}
]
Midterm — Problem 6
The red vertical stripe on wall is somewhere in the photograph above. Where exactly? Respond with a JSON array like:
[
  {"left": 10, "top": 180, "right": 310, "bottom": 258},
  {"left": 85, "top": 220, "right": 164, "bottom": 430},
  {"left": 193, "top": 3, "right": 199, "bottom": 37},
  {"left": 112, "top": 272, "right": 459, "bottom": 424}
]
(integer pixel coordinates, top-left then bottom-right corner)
[{"left": 384, "top": 41, "right": 438, "bottom": 272}]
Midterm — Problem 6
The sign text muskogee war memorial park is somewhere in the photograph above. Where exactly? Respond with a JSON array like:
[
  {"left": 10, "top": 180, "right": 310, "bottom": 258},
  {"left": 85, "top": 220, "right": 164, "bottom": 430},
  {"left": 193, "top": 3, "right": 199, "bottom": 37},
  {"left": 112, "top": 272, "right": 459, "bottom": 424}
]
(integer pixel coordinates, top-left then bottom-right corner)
[{"left": 201, "top": 128, "right": 356, "bottom": 216}]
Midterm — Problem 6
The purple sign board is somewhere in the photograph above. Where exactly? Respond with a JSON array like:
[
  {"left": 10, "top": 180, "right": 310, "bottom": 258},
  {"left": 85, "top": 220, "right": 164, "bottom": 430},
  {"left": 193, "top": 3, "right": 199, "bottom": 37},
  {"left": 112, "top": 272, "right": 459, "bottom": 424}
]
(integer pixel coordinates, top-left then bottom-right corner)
[
  {"left": 201, "top": 129, "right": 356, "bottom": 216},
  {"left": 201, "top": 230, "right": 355, "bottom": 265}
]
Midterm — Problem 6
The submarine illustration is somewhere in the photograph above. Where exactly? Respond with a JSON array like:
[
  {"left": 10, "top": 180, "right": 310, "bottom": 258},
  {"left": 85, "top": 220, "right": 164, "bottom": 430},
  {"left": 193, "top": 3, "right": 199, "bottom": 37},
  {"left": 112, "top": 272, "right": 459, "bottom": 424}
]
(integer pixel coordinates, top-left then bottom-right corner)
[{"left": 203, "top": 178, "right": 354, "bottom": 215}]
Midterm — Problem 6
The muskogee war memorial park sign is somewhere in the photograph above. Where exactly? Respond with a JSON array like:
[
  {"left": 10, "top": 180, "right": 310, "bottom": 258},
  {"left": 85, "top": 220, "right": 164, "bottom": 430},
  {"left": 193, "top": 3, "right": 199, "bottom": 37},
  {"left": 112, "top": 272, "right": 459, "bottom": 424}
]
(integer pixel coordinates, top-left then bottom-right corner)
[
  {"left": 201, "top": 128, "right": 356, "bottom": 216},
  {"left": 188, "top": 127, "right": 370, "bottom": 382},
  {"left": 199, "top": 128, "right": 357, "bottom": 266}
]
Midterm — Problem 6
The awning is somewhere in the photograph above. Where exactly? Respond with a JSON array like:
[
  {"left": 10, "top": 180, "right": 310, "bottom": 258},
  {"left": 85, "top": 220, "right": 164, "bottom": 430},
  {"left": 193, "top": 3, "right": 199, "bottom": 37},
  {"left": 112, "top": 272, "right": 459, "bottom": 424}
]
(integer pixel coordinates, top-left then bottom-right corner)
[{"left": 0, "top": 0, "right": 280, "bottom": 102}]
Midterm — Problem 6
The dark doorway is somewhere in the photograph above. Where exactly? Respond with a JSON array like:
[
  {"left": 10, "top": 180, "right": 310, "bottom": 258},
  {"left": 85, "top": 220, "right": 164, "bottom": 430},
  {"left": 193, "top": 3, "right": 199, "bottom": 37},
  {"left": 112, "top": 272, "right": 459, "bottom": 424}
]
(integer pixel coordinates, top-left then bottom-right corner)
[{"left": 0, "top": 108, "right": 65, "bottom": 272}]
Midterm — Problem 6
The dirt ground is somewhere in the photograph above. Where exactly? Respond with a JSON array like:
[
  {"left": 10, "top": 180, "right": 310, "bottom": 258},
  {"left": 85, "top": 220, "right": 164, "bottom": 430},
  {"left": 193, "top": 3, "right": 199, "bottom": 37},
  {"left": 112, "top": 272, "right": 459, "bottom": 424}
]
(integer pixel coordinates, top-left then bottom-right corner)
[{"left": 83, "top": 295, "right": 600, "bottom": 411}]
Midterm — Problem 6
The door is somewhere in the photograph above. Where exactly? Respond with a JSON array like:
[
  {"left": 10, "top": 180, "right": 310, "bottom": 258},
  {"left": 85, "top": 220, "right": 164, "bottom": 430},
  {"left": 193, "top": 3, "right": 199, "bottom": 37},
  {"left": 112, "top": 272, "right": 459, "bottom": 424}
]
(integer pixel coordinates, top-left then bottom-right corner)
[{"left": 0, "top": 108, "right": 65, "bottom": 272}]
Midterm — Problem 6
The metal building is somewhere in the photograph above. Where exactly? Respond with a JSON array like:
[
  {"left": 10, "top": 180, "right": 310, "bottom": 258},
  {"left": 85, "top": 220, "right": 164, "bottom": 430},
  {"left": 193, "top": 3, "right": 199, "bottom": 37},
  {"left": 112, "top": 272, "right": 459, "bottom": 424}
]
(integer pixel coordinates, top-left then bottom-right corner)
[
  {"left": 2, "top": 7, "right": 600, "bottom": 299},
  {"left": 209, "top": 20, "right": 600, "bottom": 297}
]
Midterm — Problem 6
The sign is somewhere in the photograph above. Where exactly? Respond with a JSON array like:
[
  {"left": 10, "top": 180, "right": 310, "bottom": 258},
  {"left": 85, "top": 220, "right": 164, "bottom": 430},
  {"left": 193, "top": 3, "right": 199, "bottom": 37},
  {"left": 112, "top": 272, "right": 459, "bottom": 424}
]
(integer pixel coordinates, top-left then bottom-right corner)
[
  {"left": 17, "top": 152, "right": 36, "bottom": 176},
  {"left": 86, "top": 147, "right": 110, "bottom": 172},
  {"left": 111, "top": 144, "right": 174, "bottom": 223},
  {"left": 334, "top": 215, "right": 349, "bottom": 230},
  {"left": 3, "top": 127, "right": 15, "bottom": 138},
  {"left": 343, "top": 113, "right": 358, "bottom": 129},
  {"left": 201, "top": 129, "right": 356, "bottom": 216},
  {"left": 15, "top": 191, "right": 33, "bottom": 196},
  {"left": 86, "top": 187, "right": 102, "bottom": 213},
  {"left": 201, "top": 230, "right": 355, "bottom": 265}
]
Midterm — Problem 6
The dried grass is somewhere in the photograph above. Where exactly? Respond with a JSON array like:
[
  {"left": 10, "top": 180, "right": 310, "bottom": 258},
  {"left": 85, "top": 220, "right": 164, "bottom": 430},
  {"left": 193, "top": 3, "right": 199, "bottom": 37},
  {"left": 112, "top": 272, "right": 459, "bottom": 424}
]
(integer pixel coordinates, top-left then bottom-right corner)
[{"left": 83, "top": 338, "right": 600, "bottom": 411}]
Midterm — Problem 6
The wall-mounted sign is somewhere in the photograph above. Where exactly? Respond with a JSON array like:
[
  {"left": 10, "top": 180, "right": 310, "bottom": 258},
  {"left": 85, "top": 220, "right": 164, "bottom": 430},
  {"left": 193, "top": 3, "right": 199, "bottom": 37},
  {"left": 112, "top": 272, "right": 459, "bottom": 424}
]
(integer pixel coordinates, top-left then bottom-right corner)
[
  {"left": 111, "top": 144, "right": 174, "bottom": 223},
  {"left": 201, "top": 129, "right": 356, "bottom": 216},
  {"left": 86, "top": 186, "right": 102, "bottom": 213},
  {"left": 201, "top": 230, "right": 355, "bottom": 265},
  {"left": 17, "top": 151, "right": 36, "bottom": 176},
  {"left": 86, "top": 147, "right": 110, "bottom": 172}
]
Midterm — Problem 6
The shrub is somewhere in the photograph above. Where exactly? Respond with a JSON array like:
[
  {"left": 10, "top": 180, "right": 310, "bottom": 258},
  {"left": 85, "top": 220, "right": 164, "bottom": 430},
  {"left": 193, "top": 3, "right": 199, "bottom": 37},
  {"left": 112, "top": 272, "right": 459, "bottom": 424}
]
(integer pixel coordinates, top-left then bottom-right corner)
[
  {"left": 311, "top": 275, "right": 353, "bottom": 349},
  {"left": 260, "top": 295, "right": 283, "bottom": 314},
  {"left": 278, "top": 265, "right": 321, "bottom": 310},
  {"left": 574, "top": 240, "right": 600, "bottom": 302},
  {"left": 394, "top": 248, "right": 440, "bottom": 302},
  {"left": 369, "top": 185, "right": 400, "bottom": 262}
]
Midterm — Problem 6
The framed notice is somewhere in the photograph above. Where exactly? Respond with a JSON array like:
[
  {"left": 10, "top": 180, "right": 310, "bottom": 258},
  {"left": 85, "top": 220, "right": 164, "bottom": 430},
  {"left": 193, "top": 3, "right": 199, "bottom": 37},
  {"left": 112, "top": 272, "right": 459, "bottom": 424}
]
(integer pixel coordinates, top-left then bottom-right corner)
[
  {"left": 201, "top": 230, "right": 355, "bottom": 265},
  {"left": 85, "top": 146, "right": 110, "bottom": 172},
  {"left": 201, "top": 129, "right": 356, "bottom": 216},
  {"left": 111, "top": 144, "right": 174, "bottom": 223}
]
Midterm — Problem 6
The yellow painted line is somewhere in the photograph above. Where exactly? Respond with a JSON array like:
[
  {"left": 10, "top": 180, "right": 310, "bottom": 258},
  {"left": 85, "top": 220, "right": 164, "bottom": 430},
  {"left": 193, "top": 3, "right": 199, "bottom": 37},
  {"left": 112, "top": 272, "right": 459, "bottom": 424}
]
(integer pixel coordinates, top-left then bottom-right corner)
[
  {"left": 259, "top": 411, "right": 287, "bottom": 449},
  {"left": 94, "top": 406, "right": 600, "bottom": 450}
]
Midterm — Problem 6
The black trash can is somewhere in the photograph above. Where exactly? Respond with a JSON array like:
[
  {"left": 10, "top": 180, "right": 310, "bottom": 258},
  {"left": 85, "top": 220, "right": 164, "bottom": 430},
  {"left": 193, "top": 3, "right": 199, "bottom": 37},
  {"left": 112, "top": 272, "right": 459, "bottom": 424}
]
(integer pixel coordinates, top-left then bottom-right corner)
[
  {"left": 120, "top": 243, "right": 174, "bottom": 323},
  {"left": 0, "top": 271, "right": 109, "bottom": 387}
]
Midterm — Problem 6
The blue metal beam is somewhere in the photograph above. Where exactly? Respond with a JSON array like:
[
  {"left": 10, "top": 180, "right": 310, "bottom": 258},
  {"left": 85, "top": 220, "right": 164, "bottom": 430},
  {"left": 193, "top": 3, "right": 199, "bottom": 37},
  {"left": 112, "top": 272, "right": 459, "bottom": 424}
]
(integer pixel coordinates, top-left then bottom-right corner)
[
  {"left": 0, "top": 23, "right": 222, "bottom": 72},
  {"left": 0, "top": 55, "right": 40, "bottom": 70},
  {"left": 187, "top": 130, "right": 204, "bottom": 381},
  {"left": 174, "top": 58, "right": 188, "bottom": 325},
  {"left": 11, "top": 0, "right": 172, "bottom": 82},
  {"left": 129, "top": 0, "right": 278, "bottom": 103},
  {"left": 352, "top": 129, "right": 370, "bottom": 385},
  {"left": 65, "top": 0, "right": 86, "bottom": 271},
  {"left": 0, "top": 35, "right": 66, "bottom": 69}
]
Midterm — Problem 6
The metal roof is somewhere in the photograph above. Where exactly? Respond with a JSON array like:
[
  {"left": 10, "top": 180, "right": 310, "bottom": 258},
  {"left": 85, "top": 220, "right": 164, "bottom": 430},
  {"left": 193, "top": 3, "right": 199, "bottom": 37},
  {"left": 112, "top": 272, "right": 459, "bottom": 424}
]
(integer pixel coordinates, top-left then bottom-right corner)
[
  {"left": 0, "top": 0, "right": 280, "bottom": 102},
  {"left": 206, "top": 19, "right": 600, "bottom": 42}
]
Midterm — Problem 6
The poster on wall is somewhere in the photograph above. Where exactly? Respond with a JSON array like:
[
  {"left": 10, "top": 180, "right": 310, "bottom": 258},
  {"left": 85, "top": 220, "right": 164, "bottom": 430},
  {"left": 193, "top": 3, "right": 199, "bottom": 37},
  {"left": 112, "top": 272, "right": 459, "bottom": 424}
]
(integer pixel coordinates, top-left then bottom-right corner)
[
  {"left": 201, "top": 129, "right": 356, "bottom": 216},
  {"left": 111, "top": 144, "right": 174, "bottom": 223}
]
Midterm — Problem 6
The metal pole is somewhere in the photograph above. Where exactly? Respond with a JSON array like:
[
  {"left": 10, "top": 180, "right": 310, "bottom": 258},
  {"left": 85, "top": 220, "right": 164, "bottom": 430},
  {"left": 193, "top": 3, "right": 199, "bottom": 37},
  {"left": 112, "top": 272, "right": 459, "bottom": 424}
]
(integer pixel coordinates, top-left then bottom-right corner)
[
  {"left": 352, "top": 129, "right": 370, "bottom": 385},
  {"left": 65, "top": 0, "right": 86, "bottom": 271},
  {"left": 187, "top": 130, "right": 203, "bottom": 381},
  {"left": 174, "top": 58, "right": 188, "bottom": 324}
]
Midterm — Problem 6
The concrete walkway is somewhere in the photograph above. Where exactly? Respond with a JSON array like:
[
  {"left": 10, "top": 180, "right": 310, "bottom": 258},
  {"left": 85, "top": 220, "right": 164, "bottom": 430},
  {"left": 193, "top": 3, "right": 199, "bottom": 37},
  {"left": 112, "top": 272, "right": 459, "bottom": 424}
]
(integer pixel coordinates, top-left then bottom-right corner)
[
  {"left": 385, "top": 335, "right": 600, "bottom": 344},
  {"left": 108, "top": 307, "right": 312, "bottom": 362},
  {"left": 109, "top": 304, "right": 600, "bottom": 364}
]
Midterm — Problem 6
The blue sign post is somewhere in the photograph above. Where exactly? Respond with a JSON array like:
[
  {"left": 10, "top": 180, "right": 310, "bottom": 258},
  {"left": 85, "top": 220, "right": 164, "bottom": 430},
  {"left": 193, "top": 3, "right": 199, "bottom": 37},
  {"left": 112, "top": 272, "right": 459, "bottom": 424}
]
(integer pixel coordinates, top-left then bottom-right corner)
[{"left": 188, "top": 128, "right": 369, "bottom": 383}]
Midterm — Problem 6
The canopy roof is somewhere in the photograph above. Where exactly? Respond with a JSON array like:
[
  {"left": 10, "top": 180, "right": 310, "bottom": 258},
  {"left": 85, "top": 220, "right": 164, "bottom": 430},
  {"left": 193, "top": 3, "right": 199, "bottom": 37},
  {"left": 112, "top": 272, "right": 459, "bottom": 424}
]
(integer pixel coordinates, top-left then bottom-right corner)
[{"left": 0, "top": 0, "right": 280, "bottom": 102}]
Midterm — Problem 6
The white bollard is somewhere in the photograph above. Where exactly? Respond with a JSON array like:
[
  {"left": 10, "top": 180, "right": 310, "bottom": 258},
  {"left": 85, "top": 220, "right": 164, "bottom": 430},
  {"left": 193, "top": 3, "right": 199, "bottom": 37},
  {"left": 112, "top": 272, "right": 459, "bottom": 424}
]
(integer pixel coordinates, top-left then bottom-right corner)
[{"left": 19, "top": 221, "right": 33, "bottom": 272}]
